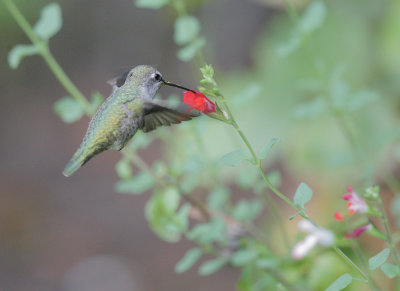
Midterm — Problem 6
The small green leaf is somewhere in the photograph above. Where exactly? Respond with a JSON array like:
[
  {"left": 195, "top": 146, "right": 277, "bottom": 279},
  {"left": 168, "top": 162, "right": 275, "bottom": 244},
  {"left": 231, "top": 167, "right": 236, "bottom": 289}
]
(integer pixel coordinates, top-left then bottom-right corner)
[
  {"left": 175, "top": 248, "right": 203, "bottom": 273},
  {"left": 198, "top": 257, "right": 226, "bottom": 276},
  {"left": 219, "top": 150, "right": 249, "bottom": 167},
  {"left": 207, "top": 187, "right": 230, "bottom": 210},
  {"left": 293, "top": 97, "right": 327, "bottom": 120},
  {"left": 381, "top": 263, "right": 400, "bottom": 278},
  {"left": 135, "top": 0, "right": 169, "bottom": 9},
  {"left": 177, "top": 37, "right": 206, "bottom": 62},
  {"left": 267, "top": 170, "right": 281, "bottom": 187},
  {"left": 237, "top": 167, "right": 259, "bottom": 189},
  {"left": 232, "top": 200, "right": 262, "bottom": 222},
  {"left": 187, "top": 218, "right": 227, "bottom": 244},
  {"left": 89, "top": 92, "right": 104, "bottom": 114},
  {"left": 53, "top": 96, "right": 84, "bottom": 123},
  {"left": 369, "top": 248, "right": 390, "bottom": 270},
  {"left": 230, "top": 249, "right": 258, "bottom": 266},
  {"left": 346, "top": 90, "right": 379, "bottom": 111},
  {"left": 174, "top": 16, "right": 201, "bottom": 45},
  {"left": 145, "top": 189, "right": 182, "bottom": 242},
  {"left": 276, "top": 32, "right": 301, "bottom": 58},
  {"left": 128, "top": 132, "right": 152, "bottom": 151},
  {"left": 33, "top": 3, "right": 62, "bottom": 40},
  {"left": 114, "top": 171, "right": 154, "bottom": 194},
  {"left": 259, "top": 138, "right": 280, "bottom": 160},
  {"left": 115, "top": 158, "right": 132, "bottom": 179},
  {"left": 200, "top": 64, "right": 214, "bottom": 79},
  {"left": 256, "top": 258, "right": 278, "bottom": 269},
  {"left": 325, "top": 273, "right": 352, "bottom": 291},
  {"left": 163, "top": 187, "right": 180, "bottom": 212},
  {"left": 294, "top": 182, "right": 313, "bottom": 208},
  {"left": 298, "top": 0, "right": 326, "bottom": 34},
  {"left": 8, "top": 44, "right": 38, "bottom": 69}
]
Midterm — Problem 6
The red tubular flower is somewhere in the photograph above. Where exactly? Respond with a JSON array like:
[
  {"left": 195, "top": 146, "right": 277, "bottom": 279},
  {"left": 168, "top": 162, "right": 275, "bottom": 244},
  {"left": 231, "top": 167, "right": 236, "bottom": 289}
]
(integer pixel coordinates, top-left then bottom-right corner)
[{"left": 183, "top": 90, "right": 216, "bottom": 114}]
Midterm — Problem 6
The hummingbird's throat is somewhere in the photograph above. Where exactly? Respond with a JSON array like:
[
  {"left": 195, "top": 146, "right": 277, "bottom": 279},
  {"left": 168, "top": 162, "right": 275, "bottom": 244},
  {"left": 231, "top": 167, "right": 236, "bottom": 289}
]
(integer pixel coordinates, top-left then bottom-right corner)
[{"left": 163, "top": 81, "right": 196, "bottom": 93}]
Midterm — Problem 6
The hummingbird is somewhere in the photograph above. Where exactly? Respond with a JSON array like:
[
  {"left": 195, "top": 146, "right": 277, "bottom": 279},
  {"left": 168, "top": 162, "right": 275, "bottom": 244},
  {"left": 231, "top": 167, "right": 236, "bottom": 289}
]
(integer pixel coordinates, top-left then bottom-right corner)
[{"left": 63, "top": 65, "right": 195, "bottom": 177}]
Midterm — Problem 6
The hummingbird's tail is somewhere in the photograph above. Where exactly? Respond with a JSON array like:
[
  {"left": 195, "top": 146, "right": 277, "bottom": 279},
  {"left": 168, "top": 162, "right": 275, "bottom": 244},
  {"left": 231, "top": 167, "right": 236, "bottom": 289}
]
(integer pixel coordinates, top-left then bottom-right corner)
[{"left": 62, "top": 147, "right": 96, "bottom": 177}]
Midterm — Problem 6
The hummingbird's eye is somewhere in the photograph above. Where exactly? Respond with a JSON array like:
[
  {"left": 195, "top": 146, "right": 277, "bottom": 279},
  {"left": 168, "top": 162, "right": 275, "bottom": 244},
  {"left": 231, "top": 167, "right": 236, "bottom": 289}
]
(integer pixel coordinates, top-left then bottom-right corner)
[{"left": 154, "top": 73, "right": 162, "bottom": 81}]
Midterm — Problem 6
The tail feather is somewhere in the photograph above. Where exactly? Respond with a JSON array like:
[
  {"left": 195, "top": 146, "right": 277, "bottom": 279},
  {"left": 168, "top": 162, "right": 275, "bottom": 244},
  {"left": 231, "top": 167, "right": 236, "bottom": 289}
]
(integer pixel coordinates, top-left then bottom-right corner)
[
  {"left": 63, "top": 146, "right": 104, "bottom": 177},
  {"left": 62, "top": 151, "right": 87, "bottom": 177}
]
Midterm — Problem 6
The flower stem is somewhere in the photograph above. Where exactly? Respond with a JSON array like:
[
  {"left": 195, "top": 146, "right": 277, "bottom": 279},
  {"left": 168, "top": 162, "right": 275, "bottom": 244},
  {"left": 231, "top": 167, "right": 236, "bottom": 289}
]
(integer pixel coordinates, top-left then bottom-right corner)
[
  {"left": 3, "top": 0, "right": 91, "bottom": 112},
  {"left": 377, "top": 196, "right": 400, "bottom": 268}
]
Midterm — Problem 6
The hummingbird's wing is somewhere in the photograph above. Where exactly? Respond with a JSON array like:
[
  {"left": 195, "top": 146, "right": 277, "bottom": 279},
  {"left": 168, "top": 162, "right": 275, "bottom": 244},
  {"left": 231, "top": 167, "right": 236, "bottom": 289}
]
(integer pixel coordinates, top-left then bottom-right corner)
[
  {"left": 107, "top": 70, "right": 130, "bottom": 93},
  {"left": 141, "top": 103, "right": 193, "bottom": 133}
]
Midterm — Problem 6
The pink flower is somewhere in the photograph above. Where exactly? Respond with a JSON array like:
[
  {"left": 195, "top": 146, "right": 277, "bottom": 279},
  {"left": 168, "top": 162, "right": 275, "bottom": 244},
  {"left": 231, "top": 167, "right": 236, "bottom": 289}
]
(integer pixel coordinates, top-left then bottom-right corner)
[
  {"left": 345, "top": 224, "right": 372, "bottom": 239},
  {"left": 334, "top": 186, "right": 367, "bottom": 221},
  {"left": 342, "top": 186, "right": 368, "bottom": 215},
  {"left": 183, "top": 90, "right": 216, "bottom": 114},
  {"left": 292, "top": 220, "right": 334, "bottom": 259}
]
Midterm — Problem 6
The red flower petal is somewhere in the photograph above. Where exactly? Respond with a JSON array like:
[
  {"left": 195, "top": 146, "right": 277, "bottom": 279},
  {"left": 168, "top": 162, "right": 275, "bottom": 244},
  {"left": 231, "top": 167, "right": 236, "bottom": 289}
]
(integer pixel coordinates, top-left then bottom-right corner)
[
  {"left": 183, "top": 90, "right": 216, "bottom": 114},
  {"left": 334, "top": 211, "right": 345, "bottom": 221}
]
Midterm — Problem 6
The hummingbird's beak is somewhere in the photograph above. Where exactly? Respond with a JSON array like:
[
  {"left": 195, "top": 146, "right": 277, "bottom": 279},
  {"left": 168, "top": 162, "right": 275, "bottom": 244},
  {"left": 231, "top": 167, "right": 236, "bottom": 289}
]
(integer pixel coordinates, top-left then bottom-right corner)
[{"left": 163, "top": 80, "right": 196, "bottom": 93}]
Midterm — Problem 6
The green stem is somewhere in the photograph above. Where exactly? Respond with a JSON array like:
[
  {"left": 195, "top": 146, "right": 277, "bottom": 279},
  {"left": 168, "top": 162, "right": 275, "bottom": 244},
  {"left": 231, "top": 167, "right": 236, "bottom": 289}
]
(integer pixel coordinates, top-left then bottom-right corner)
[
  {"left": 282, "top": 0, "right": 299, "bottom": 23},
  {"left": 3, "top": 0, "right": 91, "bottom": 112},
  {"left": 378, "top": 196, "right": 400, "bottom": 267}
]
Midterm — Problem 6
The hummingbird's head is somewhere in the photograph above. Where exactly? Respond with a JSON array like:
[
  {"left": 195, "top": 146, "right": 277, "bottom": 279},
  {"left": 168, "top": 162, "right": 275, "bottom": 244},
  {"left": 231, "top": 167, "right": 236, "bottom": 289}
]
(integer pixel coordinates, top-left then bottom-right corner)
[{"left": 123, "top": 65, "right": 195, "bottom": 99}]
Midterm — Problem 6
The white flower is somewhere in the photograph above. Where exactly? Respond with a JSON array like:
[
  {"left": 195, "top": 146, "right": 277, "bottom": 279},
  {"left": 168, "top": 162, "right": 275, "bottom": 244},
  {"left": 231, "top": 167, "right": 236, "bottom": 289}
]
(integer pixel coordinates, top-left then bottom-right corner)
[{"left": 292, "top": 220, "right": 334, "bottom": 259}]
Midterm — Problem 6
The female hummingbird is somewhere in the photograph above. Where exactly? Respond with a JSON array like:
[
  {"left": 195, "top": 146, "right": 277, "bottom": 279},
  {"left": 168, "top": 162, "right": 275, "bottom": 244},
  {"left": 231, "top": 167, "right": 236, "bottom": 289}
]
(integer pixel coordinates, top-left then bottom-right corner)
[{"left": 63, "top": 65, "right": 195, "bottom": 177}]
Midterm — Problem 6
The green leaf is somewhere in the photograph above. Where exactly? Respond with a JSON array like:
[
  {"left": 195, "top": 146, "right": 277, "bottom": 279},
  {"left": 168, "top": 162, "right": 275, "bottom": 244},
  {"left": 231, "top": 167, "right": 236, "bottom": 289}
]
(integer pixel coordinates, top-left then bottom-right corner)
[
  {"left": 198, "top": 257, "right": 226, "bottom": 276},
  {"left": 259, "top": 138, "right": 280, "bottom": 160},
  {"left": 325, "top": 273, "right": 352, "bottom": 291},
  {"left": 381, "top": 263, "right": 400, "bottom": 278},
  {"left": 177, "top": 37, "right": 206, "bottom": 62},
  {"left": 145, "top": 188, "right": 182, "bottom": 242},
  {"left": 207, "top": 187, "right": 231, "bottom": 210},
  {"left": 135, "top": 0, "right": 169, "bottom": 9},
  {"left": 230, "top": 249, "right": 258, "bottom": 266},
  {"left": 174, "top": 16, "right": 201, "bottom": 45},
  {"left": 115, "top": 158, "right": 132, "bottom": 179},
  {"left": 200, "top": 64, "right": 214, "bottom": 79},
  {"left": 175, "top": 248, "right": 203, "bottom": 273},
  {"left": 8, "top": 44, "right": 38, "bottom": 69},
  {"left": 232, "top": 200, "right": 262, "bottom": 222},
  {"left": 33, "top": 3, "right": 62, "bottom": 40},
  {"left": 237, "top": 167, "right": 259, "bottom": 189},
  {"left": 187, "top": 218, "right": 227, "bottom": 244},
  {"left": 369, "top": 248, "right": 390, "bottom": 270},
  {"left": 219, "top": 150, "right": 249, "bottom": 167},
  {"left": 346, "top": 89, "right": 380, "bottom": 111},
  {"left": 294, "top": 182, "right": 313, "bottom": 208},
  {"left": 267, "top": 170, "right": 281, "bottom": 187},
  {"left": 114, "top": 171, "right": 154, "bottom": 194},
  {"left": 162, "top": 187, "right": 180, "bottom": 212},
  {"left": 256, "top": 258, "right": 279, "bottom": 269},
  {"left": 293, "top": 97, "right": 327, "bottom": 120},
  {"left": 298, "top": 1, "right": 326, "bottom": 34},
  {"left": 53, "top": 96, "right": 84, "bottom": 123},
  {"left": 128, "top": 132, "right": 152, "bottom": 151},
  {"left": 89, "top": 92, "right": 104, "bottom": 114},
  {"left": 276, "top": 32, "right": 301, "bottom": 58}
]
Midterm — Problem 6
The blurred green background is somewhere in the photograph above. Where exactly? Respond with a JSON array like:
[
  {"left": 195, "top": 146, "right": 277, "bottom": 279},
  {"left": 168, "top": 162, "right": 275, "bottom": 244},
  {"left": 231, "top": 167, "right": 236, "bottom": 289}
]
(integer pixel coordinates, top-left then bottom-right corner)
[{"left": 1, "top": 0, "right": 400, "bottom": 290}]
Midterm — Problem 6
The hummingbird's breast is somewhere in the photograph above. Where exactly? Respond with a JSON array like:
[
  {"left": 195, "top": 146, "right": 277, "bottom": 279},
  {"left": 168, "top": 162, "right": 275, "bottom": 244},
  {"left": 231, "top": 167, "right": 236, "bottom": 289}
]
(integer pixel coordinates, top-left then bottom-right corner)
[{"left": 82, "top": 90, "right": 144, "bottom": 152}]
